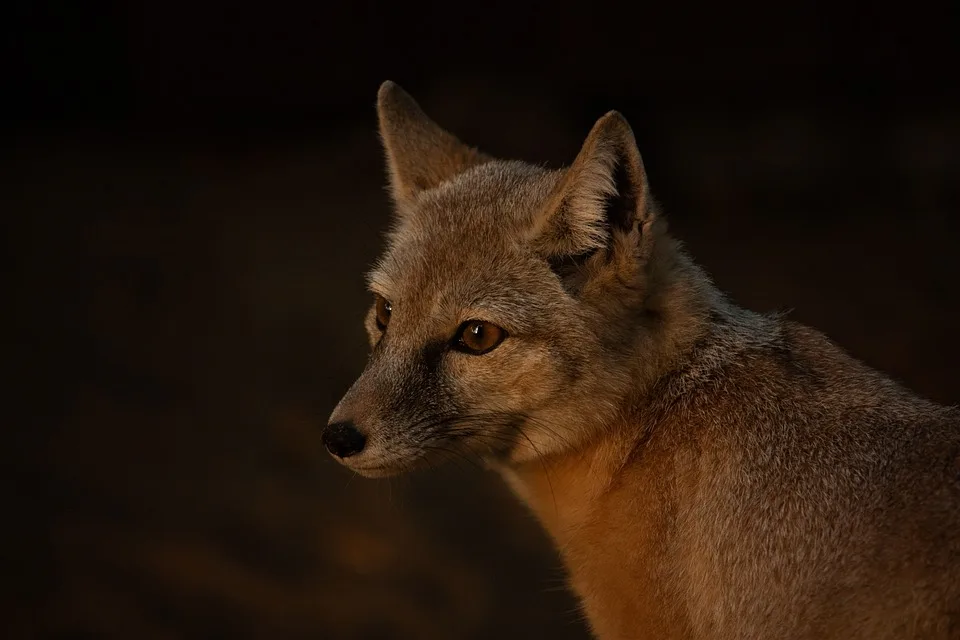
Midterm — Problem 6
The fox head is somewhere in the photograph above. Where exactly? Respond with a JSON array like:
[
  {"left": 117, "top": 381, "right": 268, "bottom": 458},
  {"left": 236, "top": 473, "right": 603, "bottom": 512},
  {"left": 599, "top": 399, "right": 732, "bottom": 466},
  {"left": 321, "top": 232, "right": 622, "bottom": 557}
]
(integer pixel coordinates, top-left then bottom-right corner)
[{"left": 325, "top": 81, "right": 695, "bottom": 477}]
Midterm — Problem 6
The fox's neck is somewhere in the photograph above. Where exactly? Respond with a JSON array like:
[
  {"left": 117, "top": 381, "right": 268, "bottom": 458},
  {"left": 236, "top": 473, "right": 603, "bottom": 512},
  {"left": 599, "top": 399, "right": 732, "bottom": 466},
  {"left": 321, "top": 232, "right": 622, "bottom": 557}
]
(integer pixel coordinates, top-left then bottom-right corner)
[
  {"left": 499, "top": 236, "right": 774, "bottom": 538},
  {"left": 497, "top": 417, "right": 696, "bottom": 639},
  {"left": 571, "top": 235, "right": 737, "bottom": 433},
  {"left": 497, "top": 425, "right": 637, "bottom": 542},
  {"left": 497, "top": 244, "right": 778, "bottom": 638}
]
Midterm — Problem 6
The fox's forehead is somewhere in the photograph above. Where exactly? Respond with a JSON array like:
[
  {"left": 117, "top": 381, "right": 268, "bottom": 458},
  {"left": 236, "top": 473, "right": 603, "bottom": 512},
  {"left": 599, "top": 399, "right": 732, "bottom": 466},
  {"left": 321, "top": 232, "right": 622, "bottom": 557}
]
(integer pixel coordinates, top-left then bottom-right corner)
[
  {"left": 407, "top": 160, "right": 561, "bottom": 235},
  {"left": 366, "top": 161, "right": 566, "bottom": 332}
]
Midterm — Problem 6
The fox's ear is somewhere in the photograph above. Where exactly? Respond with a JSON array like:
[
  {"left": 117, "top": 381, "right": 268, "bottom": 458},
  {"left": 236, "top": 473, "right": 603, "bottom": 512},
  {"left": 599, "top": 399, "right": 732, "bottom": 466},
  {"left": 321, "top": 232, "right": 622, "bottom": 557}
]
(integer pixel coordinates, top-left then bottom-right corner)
[
  {"left": 531, "top": 111, "right": 654, "bottom": 271},
  {"left": 377, "top": 81, "right": 492, "bottom": 206}
]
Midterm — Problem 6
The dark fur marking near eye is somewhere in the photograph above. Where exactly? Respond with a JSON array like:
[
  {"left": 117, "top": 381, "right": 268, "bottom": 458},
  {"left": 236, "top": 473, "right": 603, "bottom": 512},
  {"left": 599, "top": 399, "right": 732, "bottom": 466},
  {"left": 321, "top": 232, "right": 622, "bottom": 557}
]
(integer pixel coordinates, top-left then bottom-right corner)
[
  {"left": 390, "top": 365, "right": 438, "bottom": 419},
  {"left": 420, "top": 338, "right": 448, "bottom": 374},
  {"left": 387, "top": 338, "right": 450, "bottom": 419}
]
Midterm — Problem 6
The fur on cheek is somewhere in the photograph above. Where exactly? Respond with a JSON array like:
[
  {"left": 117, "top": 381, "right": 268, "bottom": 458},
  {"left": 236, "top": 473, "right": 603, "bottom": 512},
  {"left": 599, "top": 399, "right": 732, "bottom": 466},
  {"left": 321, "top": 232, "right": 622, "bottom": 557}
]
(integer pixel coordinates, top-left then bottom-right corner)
[{"left": 443, "top": 343, "right": 562, "bottom": 412}]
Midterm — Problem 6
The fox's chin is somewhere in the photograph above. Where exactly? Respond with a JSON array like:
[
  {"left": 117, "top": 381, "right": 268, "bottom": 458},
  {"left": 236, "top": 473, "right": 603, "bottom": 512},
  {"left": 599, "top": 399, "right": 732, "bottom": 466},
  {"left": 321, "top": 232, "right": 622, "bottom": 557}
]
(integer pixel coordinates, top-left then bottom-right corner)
[
  {"left": 328, "top": 457, "right": 410, "bottom": 478},
  {"left": 332, "top": 452, "right": 429, "bottom": 478},
  {"left": 346, "top": 464, "right": 406, "bottom": 479}
]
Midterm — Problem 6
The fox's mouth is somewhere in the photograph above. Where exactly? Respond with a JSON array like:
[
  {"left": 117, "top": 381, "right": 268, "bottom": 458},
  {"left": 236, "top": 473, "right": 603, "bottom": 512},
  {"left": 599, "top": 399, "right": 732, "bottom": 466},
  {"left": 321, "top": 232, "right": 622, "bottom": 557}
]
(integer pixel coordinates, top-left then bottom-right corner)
[
  {"left": 328, "top": 446, "right": 441, "bottom": 478},
  {"left": 324, "top": 431, "right": 505, "bottom": 478},
  {"left": 321, "top": 420, "right": 440, "bottom": 477}
]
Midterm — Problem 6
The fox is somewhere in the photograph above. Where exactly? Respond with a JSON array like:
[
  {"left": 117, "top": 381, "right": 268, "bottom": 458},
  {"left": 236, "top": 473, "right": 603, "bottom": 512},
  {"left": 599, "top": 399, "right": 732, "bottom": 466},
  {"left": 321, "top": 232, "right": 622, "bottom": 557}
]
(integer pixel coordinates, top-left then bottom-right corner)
[{"left": 323, "top": 80, "right": 960, "bottom": 639}]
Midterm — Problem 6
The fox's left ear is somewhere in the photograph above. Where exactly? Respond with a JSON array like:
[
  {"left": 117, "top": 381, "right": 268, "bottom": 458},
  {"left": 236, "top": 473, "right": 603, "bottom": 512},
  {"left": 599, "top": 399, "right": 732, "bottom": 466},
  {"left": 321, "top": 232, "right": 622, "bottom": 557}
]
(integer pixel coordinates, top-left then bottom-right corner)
[
  {"left": 377, "top": 81, "right": 493, "bottom": 207},
  {"left": 530, "top": 111, "right": 656, "bottom": 279}
]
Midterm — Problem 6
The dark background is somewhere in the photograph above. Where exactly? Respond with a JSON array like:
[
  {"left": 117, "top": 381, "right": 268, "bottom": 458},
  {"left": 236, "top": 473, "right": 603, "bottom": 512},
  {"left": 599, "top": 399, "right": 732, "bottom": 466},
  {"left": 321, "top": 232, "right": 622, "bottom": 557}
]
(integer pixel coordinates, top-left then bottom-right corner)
[{"left": 6, "top": 2, "right": 959, "bottom": 638}]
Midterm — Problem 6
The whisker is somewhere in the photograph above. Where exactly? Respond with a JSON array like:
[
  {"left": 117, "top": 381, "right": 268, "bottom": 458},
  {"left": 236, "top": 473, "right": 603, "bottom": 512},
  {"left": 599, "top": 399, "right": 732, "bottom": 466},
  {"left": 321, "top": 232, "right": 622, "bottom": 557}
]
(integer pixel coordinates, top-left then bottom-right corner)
[
  {"left": 512, "top": 423, "right": 560, "bottom": 520},
  {"left": 384, "top": 409, "right": 574, "bottom": 525},
  {"left": 420, "top": 442, "right": 484, "bottom": 473}
]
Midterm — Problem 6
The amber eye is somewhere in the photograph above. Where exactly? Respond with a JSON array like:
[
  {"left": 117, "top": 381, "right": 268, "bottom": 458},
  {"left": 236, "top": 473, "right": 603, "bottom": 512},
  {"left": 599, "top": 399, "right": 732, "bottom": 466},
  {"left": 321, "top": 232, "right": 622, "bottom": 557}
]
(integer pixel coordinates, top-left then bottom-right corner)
[
  {"left": 374, "top": 295, "right": 392, "bottom": 330},
  {"left": 455, "top": 320, "right": 507, "bottom": 355}
]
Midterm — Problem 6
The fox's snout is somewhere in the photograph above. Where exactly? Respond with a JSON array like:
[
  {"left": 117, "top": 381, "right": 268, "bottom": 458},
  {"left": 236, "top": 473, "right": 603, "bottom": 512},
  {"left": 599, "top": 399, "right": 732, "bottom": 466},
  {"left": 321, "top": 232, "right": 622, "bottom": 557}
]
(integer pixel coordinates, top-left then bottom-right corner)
[
  {"left": 322, "top": 365, "right": 425, "bottom": 477},
  {"left": 322, "top": 383, "right": 378, "bottom": 472}
]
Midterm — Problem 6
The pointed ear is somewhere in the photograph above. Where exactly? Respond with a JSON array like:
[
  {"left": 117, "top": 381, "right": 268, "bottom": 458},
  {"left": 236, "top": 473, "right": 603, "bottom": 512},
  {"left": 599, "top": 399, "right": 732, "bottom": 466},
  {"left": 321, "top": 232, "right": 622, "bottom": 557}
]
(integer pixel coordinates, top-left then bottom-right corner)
[
  {"left": 377, "top": 81, "right": 493, "bottom": 205},
  {"left": 531, "top": 111, "right": 653, "bottom": 263}
]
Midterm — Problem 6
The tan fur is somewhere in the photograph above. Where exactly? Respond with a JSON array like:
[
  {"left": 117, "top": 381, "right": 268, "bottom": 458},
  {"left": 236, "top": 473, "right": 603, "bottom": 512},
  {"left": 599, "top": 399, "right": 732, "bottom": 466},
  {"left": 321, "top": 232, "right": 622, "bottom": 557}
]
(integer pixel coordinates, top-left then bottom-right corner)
[{"left": 326, "top": 81, "right": 960, "bottom": 639}]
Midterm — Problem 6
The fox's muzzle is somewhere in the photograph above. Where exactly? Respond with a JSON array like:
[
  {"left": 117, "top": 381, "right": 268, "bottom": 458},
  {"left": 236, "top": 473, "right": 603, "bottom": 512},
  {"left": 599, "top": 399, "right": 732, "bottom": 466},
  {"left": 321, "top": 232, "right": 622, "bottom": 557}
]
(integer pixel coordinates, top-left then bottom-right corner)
[{"left": 322, "top": 345, "right": 433, "bottom": 476}]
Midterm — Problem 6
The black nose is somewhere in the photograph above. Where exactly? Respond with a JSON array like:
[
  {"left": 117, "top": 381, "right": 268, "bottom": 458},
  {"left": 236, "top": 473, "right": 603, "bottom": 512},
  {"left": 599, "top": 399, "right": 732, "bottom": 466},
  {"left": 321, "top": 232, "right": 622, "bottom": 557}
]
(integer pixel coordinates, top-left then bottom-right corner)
[{"left": 323, "top": 421, "right": 366, "bottom": 458}]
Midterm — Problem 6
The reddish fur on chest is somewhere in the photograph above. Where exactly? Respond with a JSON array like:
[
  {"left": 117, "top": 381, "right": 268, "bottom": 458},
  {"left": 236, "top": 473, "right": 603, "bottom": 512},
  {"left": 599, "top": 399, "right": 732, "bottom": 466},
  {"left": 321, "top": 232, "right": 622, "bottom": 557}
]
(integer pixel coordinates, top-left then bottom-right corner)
[{"left": 505, "top": 431, "right": 695, "bottom": 639}]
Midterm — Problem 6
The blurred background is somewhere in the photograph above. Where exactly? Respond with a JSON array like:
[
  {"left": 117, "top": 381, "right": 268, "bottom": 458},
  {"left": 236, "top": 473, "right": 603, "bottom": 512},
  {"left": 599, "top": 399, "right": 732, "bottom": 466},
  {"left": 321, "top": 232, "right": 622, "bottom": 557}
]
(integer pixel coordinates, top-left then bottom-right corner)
[{"left": 6, "top": 2, "right": 959, "bottom": 638}]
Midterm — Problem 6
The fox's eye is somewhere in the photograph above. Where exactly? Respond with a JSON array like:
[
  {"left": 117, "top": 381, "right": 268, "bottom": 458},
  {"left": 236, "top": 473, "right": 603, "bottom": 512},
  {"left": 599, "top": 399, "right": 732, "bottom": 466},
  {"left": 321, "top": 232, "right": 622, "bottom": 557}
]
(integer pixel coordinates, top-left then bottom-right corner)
[
  {"left": 455, "top": 320, "right": 506, "bottom": 355},
  {"left": 374, "top": 294, "right": 392, "bottom": 330}
]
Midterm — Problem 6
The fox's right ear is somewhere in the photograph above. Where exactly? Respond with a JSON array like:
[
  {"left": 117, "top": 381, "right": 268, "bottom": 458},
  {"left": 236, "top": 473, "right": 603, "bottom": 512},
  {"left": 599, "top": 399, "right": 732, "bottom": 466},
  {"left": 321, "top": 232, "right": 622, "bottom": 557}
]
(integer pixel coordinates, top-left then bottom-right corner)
[
  {"left": 376, "top": 81, "right": 492, "bottom": 208},
  {"left": 530, "top": 111, "right": 657, "bottom": 292}
]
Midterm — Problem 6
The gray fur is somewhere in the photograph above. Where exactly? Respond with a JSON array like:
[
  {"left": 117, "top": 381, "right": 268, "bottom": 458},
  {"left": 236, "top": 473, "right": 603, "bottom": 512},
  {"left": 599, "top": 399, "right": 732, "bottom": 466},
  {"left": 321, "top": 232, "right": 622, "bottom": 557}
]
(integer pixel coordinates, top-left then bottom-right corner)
[{"left": 327, "top": 81, "right": 960, "bottom": 639}]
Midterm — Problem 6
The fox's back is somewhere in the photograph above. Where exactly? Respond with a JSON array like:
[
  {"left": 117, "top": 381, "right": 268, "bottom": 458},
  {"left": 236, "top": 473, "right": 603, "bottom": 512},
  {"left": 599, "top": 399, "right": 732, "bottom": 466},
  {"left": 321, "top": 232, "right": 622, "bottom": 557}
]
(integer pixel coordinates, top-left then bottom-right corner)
[{"left": 594, "top": 318, "right": 960, "bottom": 638}]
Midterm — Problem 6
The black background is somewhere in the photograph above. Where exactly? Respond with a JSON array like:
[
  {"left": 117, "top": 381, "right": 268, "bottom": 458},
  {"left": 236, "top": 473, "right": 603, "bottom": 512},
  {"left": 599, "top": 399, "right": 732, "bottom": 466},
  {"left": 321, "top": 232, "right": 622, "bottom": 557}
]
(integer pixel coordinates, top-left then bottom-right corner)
[{"left": 7, "top": 2, "right": 959, "bottom": 638}]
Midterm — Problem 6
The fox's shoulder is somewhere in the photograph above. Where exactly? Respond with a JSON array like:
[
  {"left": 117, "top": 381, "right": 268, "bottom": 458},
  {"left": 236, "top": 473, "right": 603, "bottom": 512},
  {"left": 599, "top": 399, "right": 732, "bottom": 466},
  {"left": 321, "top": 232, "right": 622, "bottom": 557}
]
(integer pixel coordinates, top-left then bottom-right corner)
[{"left": 647, "top": 310, "right": 951, "bottom": 433}]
